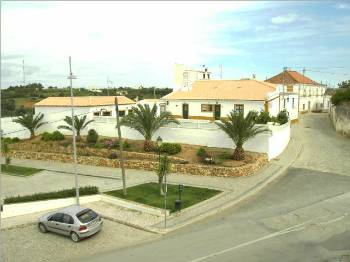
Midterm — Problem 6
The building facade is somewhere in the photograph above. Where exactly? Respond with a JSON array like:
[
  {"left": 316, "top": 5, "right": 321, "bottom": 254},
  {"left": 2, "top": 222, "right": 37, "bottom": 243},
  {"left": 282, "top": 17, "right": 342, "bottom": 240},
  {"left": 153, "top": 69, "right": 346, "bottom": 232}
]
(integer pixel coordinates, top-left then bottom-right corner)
[{"left": 173, "top": 63, "right": 211, "bottom": 92}]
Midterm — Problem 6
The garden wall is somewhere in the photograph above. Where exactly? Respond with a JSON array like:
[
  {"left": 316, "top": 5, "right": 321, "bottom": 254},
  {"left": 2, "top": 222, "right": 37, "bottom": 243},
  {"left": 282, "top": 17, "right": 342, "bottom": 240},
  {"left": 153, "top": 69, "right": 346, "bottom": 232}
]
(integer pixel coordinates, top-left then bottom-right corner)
[
  {"left": 330, "top": 102, "right": 350, "bottom": 137},
  {"left": 10, "top": 151, "right": 268, "bottom": 177}
]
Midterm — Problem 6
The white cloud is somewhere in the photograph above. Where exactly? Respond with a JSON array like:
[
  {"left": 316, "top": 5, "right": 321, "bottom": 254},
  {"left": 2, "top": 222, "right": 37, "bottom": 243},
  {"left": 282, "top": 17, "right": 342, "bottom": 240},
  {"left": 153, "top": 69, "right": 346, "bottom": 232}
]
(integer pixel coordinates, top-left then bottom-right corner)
[
  {"left": 335, "top": 3, "right": 350, "bottom": 9},
  {"left": 271, "top": 13, "right": 298, "bottom": 25}
]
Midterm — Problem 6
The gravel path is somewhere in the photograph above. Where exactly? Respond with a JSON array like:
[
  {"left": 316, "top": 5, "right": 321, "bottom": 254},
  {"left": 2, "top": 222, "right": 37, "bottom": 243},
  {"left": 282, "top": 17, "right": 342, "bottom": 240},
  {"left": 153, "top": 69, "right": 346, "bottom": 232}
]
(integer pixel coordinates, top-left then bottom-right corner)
[{"left": 1, "top": 219, "right": 158, "bottom": 262}]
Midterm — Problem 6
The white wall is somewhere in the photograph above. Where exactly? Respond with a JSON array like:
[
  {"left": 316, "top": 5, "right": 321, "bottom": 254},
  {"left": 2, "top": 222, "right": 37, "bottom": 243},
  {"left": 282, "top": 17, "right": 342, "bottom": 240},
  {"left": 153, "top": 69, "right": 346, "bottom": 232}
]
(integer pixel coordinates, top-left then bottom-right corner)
[{"left": 1, "top": 117, "right": 31, "bottom": 139}]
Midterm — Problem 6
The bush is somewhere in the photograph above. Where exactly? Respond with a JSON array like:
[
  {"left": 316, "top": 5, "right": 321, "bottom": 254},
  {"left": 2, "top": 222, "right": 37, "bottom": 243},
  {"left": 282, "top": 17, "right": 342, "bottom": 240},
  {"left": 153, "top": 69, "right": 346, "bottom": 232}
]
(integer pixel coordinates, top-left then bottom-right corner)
[
  {"left": 2, "top": 137, "right": 13, "bottom": 144},
  {"left": 4, "top": 186, "right": 99, "bottom": 204},
  {"left": 41, "top": 132, "right": 52, "bottom": 141},
  {"left": 87, "top": 129, "right": 99, "bottom": 144},
  {"left": 331, "top": 87, "right": 350, "bottom": 105},
  {"left": 108, "top": 152, "right": 118, "bottom": 159},
  {"left": 276, "top": 110, "right": 289, "bottom": 125},
  {"left": 11, "top": 137, "right": 20, "bottom": 143},
  {"left": 159, "top": 143, "right": 181, "bottom": 155},
  {"left": 256, "top": 111, "right": 271, "bottom": 124},
  {"left": 123, "top": 140, "right": 130, "bottom": 149},
  {"left": 104, "top": 139, "right": 118, "bottom": 149},
  {"left": 197, "top": 147, "right": 207, "bottom": 157},
  {"left": 51, "top": 131, "right": 65, "bottom": 141}
]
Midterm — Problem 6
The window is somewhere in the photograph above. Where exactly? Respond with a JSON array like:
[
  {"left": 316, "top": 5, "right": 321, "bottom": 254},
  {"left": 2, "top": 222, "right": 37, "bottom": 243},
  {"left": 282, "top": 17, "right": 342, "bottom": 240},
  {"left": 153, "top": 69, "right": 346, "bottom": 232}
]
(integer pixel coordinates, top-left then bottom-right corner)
[
  {"left": 303, "top": 104, "right": 305, "bottom": 110},
  {"left": 77, "top": 209, "right": 98, "bottom": 223},
  {"left": 292, "top": 98, "right": 295, "bottom": 108},
  {"left": 234, "top": 104, "right": 244, "bottom": 115},
  {"left": 201, "top": 104, "right": 213, "bottom": 112},
  {"left": 50, "top": 213, "right": 64, "bottom": 223},
  {"left": 287, "top": 85, "right": 293, "bottom": 92},
  {"left": 166, "top": 101, "right": 169, "bottom": 105},
  {"left": 102, "top": 111, "right": 111, "bottom": 116},
  {"left": 287, "top": 97, "right": 289, "bottom": 102},
  {"left": 160, "top": 104, "right": 166, "bottom": 113},
  {"left": 63, "top": 214, "right": 74, "bottom": 224},
  {"left": 118, "top": 110, "right": 125, "bottom": 117},
  {"left": 93, "top": 112, "right": 100, "bottom": 116},
  {"left": 283, "top": 99, "right": 286, "bottom": 109}
]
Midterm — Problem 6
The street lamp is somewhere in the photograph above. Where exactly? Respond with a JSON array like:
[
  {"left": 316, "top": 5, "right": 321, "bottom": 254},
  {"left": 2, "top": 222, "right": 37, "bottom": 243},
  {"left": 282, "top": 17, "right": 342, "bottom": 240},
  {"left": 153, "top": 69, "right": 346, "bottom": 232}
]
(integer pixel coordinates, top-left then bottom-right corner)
[{"left": 67, "top": 56, "right": 80, "bottom": 206}]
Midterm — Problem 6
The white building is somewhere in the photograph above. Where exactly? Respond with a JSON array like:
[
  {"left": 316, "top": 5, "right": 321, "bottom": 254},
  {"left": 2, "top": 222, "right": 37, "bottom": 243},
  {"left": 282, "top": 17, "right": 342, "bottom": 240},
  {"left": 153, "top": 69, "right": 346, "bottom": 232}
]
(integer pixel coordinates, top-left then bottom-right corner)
[
  {"left": 173, "top": 63, "right": 211, "bottom": 92},
  {"left": 162, "top": 79, "right": 298, "bottom": 121},
  {"left": 34, "top": 96, "right": 135, "bottom": 134},
  {"left": 136, "top": 99, "right": 165, "bottom": 115},
  {"left": 266, "top": 70, "right": 326, "bottom": 114}
]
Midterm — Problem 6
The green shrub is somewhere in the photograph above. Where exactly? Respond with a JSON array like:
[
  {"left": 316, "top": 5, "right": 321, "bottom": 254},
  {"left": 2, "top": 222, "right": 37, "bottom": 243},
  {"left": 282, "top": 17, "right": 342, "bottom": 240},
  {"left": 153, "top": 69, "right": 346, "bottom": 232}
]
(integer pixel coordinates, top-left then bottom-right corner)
[
  {"left": 4, "top": 186, "right": 99, "bottom": 204},
  {"left": 331, "top": 87, "right": 350, "bottom": 105},
  {"left": 41, "top": 132, "right": 52, "bottom": 141},
  {"left": 123, "top": 140, "right": 130, "bottom": 149},
  {"left": 218, "top": 152, "right": 232, "bottom": 160},
  {"left": 51, "top": 131, "right": 65, "bottom": 141},
  {"left": 197, "top": 147, "right": 207, "bottom": 157},
  {"left": 87, "top": 129, "right": 99, "bottom": 144},
  {"left": 11, "top": 137, "right": 20, "bottom": 143},
  {"left": 2, "top": 137, "right": 13, "bottom": 144},
  {"left": 276, "top": 110, "right": 289, "bottom": 125},
  {"left": 159, "top": 143, "right": 181, "bottom": 155},
  {"left": 256, "top": 111, "right": 271, "bottom": 124}
]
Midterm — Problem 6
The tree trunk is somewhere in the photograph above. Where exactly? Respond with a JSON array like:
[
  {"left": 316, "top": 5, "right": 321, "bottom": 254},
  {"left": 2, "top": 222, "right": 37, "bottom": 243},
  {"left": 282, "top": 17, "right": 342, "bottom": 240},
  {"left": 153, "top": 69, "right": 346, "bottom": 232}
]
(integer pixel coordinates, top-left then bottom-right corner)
[
  {"left": 30, "top": 130, "right": 35, "bottom": 139},
  {"left": 159, "top": 176, "right": 164, "bottom": 195},
  {"left": 233, "top": 146, "right": 245, "bottom": 160},
  {"left": 144, "top": 139, "right": 154, "bottom": 152}
]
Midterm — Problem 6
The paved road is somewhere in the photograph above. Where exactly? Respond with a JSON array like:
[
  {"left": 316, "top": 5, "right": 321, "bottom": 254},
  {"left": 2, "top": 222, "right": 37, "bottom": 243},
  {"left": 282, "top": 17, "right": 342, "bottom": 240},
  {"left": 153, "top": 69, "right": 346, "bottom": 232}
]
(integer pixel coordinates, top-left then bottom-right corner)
[{"left": 78, "top": 113, "right": 350, "bottom": 262}]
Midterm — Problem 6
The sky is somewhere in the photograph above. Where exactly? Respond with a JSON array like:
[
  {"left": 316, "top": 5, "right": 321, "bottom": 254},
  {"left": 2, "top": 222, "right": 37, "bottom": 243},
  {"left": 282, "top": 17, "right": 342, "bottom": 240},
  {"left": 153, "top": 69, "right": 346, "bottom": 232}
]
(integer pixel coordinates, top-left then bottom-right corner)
[{"left": 1, "top": 1, "right": 350, "bottom": 89}]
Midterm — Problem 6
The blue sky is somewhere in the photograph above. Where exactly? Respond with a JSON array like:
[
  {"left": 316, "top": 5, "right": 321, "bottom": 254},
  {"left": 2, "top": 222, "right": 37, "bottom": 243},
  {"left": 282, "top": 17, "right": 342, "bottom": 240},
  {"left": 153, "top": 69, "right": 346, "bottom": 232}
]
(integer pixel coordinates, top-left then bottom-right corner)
[{"left": 1, "top": 1, "right": 350, "bottom": 89}]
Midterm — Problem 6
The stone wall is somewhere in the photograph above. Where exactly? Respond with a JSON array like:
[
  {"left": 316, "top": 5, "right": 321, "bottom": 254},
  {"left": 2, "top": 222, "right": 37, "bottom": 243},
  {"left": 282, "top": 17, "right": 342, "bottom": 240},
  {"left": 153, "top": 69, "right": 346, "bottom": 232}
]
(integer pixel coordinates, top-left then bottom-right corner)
[
  {"left": 330, "top": 102, "right": 350, "bottom": 137},
  {"left": 10, "top": 150, "right": 267, "bottom": 178}
]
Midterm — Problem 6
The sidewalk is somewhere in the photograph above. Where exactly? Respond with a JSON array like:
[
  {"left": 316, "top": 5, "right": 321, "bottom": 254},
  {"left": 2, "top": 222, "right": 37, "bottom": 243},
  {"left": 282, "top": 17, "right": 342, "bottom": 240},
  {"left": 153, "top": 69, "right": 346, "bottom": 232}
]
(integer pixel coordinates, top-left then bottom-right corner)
[{"left": 2, "top": 136, "right": 301, "bottom": 232}]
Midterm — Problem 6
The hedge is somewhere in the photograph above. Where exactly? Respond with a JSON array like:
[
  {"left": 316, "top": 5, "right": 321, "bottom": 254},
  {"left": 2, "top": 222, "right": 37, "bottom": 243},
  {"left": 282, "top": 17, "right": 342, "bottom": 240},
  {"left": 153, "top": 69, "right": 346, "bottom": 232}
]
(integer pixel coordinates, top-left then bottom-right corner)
[
  {"left": 159, "top": 142, "right": 181, "bottom": 155},
  {"left": 4, "top": 186, "right": 99, "bottom": 204}
]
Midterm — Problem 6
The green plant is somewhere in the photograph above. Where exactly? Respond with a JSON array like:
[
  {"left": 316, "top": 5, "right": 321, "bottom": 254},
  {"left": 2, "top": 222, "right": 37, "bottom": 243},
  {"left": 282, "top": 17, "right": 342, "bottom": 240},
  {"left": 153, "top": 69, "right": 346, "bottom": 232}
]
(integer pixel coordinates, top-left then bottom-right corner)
[
  {"left": 256, "top": 111, "right": 271, "bottom": 124},
  {"left": 51, "top": 131, "right": 65, "bottom": 141},
  {"left": 197, "top": 147, "right": 207, "bottom": 157},
  {"left": 41, "top": 132, "right": 52, "bottom": 141},
  {"left": 123, "top": 140, "right": 130, "bottom": 149},
  {"left": 276, "top": 110, "right": 289, "bottom": 125},
  {"left": 4, "top": 186, "right": 99, "bottom": 204},
  {"left": 331, "top": 87, "right": 350, "bottom": 105},
  {"left": 11, "top": 137, "right": 20, "bottom": 143},
  {"left": 216, "top": 111, "right": 270, "bottom": 160},
  {"left": 2, "top": 137, "right": 12, "bottom": 144},
  {"left": 218, "top": 152, "right": 232, "bottom": 160},
  {"left": 87, "top": 129, "right": 99, "bottom": 144},
  {"left": 13, "top": 113, "right": 46, "bottom": 139},
  {"left": 159, "top": 142, "right": 181, "bottom": 155},
  {"left": 155, "top": 155, "right": 172, "bottom": 195},
  {"left": 120, "top": 104, "right": 179, "bottom": 151},
  {"left": 58, "top": 115, "right": 94, "bottom": 140}
]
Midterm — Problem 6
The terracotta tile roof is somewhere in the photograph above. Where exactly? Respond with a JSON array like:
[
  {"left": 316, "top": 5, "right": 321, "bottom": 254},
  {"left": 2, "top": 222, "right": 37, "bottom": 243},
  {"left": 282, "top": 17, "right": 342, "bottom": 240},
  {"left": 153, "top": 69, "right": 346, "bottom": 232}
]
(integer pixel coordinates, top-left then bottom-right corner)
[
  {"left": 35, "top": 96, "right": 135, "bottom": 107},
  {"left": 266, "top": 70, "right": 320, "bottom": 85},
  {"left": 162, "top": 79, "right": 277, "bottom": 101}
]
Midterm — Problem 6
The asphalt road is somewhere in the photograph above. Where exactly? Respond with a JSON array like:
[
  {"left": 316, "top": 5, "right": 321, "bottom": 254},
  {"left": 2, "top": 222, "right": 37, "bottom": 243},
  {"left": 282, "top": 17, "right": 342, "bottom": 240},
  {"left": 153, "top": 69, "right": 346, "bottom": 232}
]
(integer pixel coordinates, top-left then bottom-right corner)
[{"left": 77, "top": 114, "right": 350, "bottom": 262}]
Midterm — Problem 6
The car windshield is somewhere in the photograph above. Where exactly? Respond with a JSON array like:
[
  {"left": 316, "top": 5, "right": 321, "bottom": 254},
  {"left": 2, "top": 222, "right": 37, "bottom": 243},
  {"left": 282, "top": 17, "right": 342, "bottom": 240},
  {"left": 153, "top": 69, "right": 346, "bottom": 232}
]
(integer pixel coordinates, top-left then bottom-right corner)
[{"left": 77, "top": 209, "right": 98, "bottom": 223}]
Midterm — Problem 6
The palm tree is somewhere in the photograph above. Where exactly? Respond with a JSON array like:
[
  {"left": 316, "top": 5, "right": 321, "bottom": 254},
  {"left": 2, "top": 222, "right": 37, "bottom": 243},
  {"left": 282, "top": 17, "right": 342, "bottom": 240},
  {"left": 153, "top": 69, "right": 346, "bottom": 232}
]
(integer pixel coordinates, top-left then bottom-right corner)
[
  {"left": 120, "top": 104, "right": 179, "bottom": 151},
  {"left": 155, "top": 155, "right": 171, "bottom": 195},
  {"left": 58, "top": 115, "right": 94, "bottom": 140},
  {"left": 13, "top": 113, "right": 46, "bottom": 139},
  {"left": 216, "top": 111, "right": 270, "bottom": 160}
]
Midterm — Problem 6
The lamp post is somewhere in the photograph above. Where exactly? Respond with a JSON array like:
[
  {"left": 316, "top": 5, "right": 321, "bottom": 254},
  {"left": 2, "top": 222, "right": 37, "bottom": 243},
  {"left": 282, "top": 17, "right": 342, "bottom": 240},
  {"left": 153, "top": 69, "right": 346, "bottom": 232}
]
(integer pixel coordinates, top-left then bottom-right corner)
[
  {"left": 156, "top": 136, "right": 167, "bottom": 230},
  {"left": 67, "top": 56, "right": 80, "bottom": 206}
]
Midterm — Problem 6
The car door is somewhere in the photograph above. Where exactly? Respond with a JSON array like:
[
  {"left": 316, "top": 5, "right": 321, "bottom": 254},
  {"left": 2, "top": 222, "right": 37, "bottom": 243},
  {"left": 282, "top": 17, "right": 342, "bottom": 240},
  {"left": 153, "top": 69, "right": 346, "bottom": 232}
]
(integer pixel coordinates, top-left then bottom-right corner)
[
  {"left": 46, "top": 213, "right": 64, "bottom": 234},
  {"left": 61, "top": 214, "right": 75, "bottom": 236}
]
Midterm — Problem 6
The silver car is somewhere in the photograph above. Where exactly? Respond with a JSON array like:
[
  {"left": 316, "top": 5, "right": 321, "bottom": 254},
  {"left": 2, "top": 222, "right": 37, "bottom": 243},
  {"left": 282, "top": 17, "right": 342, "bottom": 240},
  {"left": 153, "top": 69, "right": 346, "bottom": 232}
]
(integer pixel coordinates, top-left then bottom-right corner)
[{"left": 38, "top": 205, "right": 103, "bottom": 242}]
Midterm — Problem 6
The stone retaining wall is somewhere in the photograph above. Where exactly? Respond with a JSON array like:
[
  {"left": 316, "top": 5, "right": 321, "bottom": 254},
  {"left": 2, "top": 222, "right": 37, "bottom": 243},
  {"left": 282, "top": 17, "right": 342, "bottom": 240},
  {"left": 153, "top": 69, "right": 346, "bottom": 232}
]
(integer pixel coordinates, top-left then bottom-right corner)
[
  {"left": 330, "top": 102, "right": 350, "bottom": 138},
  {"left": 10, "top": 150, "right": 267, "bottom": 177}
]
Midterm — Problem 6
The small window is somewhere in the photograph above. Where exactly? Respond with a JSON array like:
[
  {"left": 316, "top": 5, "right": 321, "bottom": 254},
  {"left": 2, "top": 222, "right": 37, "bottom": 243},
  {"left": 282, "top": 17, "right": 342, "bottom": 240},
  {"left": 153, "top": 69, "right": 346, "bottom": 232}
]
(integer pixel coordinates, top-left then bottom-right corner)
[
  {"left": 283, "top": 99, "right": 286, "bottom": 109},
  {"left": 166, "top": 101, "right": 169, "bottom": 105},
  {"left": 63, "top": 214, "right": 74, "bottom": 224},
  {"left": 201, "top": 104, "right": 213, "bottom": 112},
  {"left": 160, "top": 104, "right": 166, "bottom": 113},
  {"left": 102, "top": 111, "right": 111, "bottom": 116},
  {"left": 292, "top": 98, "right": 295, "bottom": 108},
  {"left": 51, "top": 213, "right": 64, "bottom": 223},
  {"left": 287, "top": 97, "right": 289, "bottom": 102},
  {"left": 93, "top": 112, "right": 100, "bottom": 116},
  {"left": 118, "top": 110, "right": 125, "bottom": 117},
  {"left": 77, "top": 209, "right": 98, "bottom": 223},
  {"left": 234, "top": 104, "right": 244, "bottom": 115},
  {"left": 287, "top": 85, "right": 293, "bottom": 92},
  {"left": 303, "top": 104, "right": 305, "bottom": 110}
]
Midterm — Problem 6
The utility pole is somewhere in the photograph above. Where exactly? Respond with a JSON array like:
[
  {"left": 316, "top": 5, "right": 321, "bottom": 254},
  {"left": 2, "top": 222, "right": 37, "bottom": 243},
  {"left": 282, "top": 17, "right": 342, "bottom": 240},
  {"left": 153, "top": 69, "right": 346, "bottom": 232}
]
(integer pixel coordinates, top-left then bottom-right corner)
[
  {"left": 22, "top": 59, "right": 26, "bottom": 85},
  {"left": 107, "top": 77, "right": 111, "bottom": 96},
  {"left": 114, "top": 95, "right": 127, "bottom": 195},
  {"left": 67, "top": 56, "right": 80, "bottom": 206},
  {"left": 220, "top": 64, "right": 223, "bottom": 79}
]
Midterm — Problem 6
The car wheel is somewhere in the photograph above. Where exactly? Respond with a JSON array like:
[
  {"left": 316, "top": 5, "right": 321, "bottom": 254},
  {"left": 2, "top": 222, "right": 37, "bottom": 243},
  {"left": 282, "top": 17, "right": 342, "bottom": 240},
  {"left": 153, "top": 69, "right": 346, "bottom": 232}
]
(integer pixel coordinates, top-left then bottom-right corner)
[
  {"left": 38, "top": 223, "right": 48, "bottom": 233},
  {"left": 70, "top": 232, "right": 80, "bottom": 242}
]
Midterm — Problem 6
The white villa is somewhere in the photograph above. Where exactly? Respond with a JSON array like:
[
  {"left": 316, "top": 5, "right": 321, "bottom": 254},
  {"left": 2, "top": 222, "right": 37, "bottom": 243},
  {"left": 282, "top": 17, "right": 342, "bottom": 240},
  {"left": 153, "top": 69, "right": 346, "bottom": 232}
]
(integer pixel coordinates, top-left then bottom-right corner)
[
  {"left": 161, "top": 79, "right": 299, "bottom": 121},
  {"left": 266, "top": 70, "right": 326, "bottom": 114}
]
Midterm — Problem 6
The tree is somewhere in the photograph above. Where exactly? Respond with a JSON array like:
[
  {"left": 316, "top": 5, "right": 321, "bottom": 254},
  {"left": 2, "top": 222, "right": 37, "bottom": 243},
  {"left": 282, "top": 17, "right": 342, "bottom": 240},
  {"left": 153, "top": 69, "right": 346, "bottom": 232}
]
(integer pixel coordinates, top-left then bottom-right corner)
[
  {"left": 58, "top": 115, "right": 94, "bottom": 140},
  {"left": 216, "top": 111, "right": 270, "bottom": 160},
  {"left": 120, "top": 104, "right": 179, "bottom": 151},
  {"left": 2, "top": 140, "right": 11, "bottom": 169},
  {"left": 338, "top": 80, "right": 350, "bottom": 89},
  {"left": 155, "top": 155, "right": 171, "bottom": 195},
  {"left": 13, "top": 113, "right": 46, "bottom": 139}
]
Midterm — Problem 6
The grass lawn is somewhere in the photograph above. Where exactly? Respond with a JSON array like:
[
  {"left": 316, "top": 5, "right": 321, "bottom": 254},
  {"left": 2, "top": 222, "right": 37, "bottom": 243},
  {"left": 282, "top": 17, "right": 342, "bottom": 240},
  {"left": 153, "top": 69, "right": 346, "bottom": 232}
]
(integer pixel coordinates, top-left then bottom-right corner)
[
  {"left": 105, "top": 182, "right": 221, "bottom": 212},
  {"left": 1, "top": 164, "right": 43, "bottom": 176}
]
